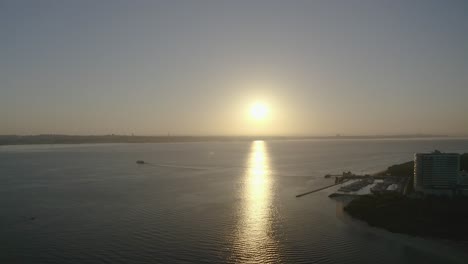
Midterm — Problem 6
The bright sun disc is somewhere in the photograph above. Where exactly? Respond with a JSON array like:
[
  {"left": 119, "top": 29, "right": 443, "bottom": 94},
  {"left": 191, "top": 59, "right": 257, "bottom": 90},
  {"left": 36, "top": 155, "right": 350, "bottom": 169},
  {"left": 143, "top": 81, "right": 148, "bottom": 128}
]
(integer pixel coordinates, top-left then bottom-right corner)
[{"left": 250, "top": 102, "right": 268, "bottom": 120}]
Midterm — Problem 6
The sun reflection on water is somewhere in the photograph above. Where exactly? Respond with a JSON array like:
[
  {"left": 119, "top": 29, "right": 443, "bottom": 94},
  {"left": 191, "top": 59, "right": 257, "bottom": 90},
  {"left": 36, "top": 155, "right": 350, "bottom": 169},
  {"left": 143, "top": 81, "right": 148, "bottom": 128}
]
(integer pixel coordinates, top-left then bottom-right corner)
[{"left": 231, "top": 140, "right": 279, "bottom": 263}]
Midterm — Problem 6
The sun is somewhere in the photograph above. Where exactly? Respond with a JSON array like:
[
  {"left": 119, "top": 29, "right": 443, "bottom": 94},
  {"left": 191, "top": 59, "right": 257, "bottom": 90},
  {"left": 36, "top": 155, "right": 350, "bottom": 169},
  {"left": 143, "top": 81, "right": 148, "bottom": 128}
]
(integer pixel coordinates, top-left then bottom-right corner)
[{"left": 250, "top": 102, "right": 269, "bottom": 120}]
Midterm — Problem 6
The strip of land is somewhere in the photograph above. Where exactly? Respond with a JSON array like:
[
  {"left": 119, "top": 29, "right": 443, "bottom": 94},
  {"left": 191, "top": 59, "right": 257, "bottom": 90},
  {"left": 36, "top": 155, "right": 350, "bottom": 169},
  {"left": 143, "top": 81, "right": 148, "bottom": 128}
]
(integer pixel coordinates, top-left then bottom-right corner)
[{"left": 0, "top": 134, "right": 450, "bottom": 146}]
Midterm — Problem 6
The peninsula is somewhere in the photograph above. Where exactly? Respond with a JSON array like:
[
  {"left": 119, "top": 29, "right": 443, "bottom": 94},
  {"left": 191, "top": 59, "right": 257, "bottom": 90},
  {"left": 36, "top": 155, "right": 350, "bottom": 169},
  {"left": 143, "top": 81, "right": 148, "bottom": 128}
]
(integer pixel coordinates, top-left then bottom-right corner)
[{"left": 343, "top": 153, "right": 468, "bottom": 240}]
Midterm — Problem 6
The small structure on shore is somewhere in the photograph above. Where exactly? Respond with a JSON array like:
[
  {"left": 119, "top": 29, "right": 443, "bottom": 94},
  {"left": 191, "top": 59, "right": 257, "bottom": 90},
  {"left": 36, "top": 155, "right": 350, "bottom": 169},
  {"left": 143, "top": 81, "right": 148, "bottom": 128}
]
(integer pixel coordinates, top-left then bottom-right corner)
[
  {"left": 338, "top": 178, "right": 374, "bottom": 193},
  {"left": 136, "top": 160, "right": 145, "bottom": 164},
  {"left": 299, "top": 169, "right": 408, "bottom": 198},
  {"left": 324, "top": 171, "right": 355, "bottom": 179}
]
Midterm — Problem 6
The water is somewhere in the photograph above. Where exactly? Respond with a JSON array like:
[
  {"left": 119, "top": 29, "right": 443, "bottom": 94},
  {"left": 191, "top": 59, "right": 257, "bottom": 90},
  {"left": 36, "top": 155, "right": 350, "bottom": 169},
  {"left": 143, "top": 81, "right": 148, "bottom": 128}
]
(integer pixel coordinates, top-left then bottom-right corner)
[{"left": 1, "top": 139, "right": 468, "bottom": 263}]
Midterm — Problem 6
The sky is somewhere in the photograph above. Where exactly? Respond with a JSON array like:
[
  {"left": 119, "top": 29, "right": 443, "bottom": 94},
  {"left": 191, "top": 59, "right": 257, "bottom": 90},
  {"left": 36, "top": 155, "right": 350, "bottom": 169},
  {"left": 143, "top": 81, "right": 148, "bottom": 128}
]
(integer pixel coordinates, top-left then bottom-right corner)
[{"left": 1, "top": 0, "right": 467, "bottom": 136}]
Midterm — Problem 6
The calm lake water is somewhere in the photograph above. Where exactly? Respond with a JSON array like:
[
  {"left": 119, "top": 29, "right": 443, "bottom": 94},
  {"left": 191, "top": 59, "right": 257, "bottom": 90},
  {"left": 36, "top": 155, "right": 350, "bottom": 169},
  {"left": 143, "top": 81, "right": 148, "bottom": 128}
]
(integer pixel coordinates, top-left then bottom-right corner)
[{"left": 2, "top": 139, "right": 468, "bottom": 263}]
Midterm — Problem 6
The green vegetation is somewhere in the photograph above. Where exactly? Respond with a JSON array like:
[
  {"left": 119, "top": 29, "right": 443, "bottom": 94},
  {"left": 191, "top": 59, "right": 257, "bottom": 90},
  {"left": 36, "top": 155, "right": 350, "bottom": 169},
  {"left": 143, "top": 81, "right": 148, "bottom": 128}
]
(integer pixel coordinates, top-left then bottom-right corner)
[
  {"left": 378, "top": 153, "right": 468, "bottom": 176},
  {"left": 344, "top": 193, "right": 468, "bottom": 240},
  {"left": 385, "top": 161, "right": 414, "bottom": 176}
]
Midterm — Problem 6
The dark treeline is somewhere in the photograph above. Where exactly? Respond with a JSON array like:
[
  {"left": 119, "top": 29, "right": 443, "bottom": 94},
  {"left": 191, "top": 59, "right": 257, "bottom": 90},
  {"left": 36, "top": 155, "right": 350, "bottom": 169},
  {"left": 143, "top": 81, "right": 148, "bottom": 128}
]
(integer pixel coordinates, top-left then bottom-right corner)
[
  {"left": 380, "top": 153, "right": 468, "bottom": 176},
  {"left": 345, "top": 193, "right": 468, "bottom": 240}
]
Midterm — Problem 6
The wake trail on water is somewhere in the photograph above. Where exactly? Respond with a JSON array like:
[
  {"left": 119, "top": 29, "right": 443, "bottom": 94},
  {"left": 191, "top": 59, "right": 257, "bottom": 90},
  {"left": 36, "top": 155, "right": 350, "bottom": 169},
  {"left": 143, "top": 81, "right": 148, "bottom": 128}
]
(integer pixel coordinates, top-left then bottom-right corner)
[{"left": 136, "top": 160, "right": 323, "bottom": 179}]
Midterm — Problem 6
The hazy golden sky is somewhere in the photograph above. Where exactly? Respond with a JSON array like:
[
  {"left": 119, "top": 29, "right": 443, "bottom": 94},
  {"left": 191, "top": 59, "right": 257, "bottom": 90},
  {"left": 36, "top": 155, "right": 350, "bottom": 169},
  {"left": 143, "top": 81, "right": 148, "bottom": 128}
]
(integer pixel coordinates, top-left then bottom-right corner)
[{"left": 1, "top": 1, "right": 467, "bottom": 136}]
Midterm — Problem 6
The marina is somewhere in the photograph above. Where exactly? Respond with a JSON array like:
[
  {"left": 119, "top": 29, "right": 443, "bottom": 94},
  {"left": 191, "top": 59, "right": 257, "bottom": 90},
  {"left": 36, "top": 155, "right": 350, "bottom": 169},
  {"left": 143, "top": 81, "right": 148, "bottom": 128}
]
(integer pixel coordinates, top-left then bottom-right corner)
[{"left": 297, "top": 172, "right": 408, "bottom": 198}]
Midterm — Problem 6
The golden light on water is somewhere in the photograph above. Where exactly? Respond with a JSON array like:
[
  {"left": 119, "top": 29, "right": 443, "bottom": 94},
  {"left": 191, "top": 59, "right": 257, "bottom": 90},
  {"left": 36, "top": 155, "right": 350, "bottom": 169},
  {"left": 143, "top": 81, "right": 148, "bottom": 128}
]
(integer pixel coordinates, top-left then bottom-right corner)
[
  {"left": 246, "top": 141, "right": 270, "bottom": 216},
  {"left": 231, "top": 140, "right": 279, "bottom": 263}
]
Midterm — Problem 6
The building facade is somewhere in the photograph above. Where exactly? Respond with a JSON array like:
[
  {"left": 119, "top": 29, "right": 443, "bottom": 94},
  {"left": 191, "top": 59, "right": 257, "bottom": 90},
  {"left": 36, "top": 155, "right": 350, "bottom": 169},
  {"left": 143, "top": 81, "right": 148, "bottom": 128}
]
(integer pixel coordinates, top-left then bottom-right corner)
[
  {"left": 458, "top": 170, "right": 468, "bottom": 196},
  {"left": 414, "top": 151, "right": 460, "bottom": 194}
]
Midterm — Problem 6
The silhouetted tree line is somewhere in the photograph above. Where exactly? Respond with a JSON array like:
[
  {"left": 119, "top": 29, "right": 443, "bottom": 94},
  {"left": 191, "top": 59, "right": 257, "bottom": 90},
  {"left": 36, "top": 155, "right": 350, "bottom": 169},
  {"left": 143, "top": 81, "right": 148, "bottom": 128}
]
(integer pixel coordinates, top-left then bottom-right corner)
[
  {"left": 345, "top": 193, "right": 468, "bottom": 240},
  {"left": 384, "top": 153, "right": 468, "bottom": 176}
]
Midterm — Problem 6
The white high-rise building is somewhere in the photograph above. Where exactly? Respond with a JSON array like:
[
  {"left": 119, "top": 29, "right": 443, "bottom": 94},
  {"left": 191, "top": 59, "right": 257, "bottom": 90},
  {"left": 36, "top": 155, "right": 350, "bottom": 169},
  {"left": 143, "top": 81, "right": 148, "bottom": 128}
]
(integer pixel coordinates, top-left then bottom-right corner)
[{"left": 414, "top": 151, "right": 460, "bottom": 194}]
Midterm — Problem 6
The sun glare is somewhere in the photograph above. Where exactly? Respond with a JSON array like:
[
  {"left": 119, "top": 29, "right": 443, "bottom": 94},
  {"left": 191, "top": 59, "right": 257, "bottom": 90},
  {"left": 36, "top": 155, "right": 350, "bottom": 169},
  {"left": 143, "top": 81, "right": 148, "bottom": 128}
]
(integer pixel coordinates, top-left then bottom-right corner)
[{"left": 250, "top": 102, "right": 268, "bottom": 120}]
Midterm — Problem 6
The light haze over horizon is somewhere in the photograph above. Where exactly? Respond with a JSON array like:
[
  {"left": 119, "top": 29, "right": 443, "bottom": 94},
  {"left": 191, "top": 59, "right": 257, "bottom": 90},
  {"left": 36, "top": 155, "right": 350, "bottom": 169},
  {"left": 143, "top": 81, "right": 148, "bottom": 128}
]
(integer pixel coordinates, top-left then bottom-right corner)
[{"left": 1, "top": 0, "right": 467, "bottom": 136}]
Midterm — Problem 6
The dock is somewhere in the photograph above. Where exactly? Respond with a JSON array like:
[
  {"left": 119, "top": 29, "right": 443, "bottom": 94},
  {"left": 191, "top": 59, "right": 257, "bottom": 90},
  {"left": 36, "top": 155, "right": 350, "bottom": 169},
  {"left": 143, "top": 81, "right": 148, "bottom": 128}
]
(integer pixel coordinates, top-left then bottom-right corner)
[
  {"left": 297, "top": 171, "right": 407, "bottom": 198},
  {"left": 296, "top": 179, "right": 349, "bottom": 197}
]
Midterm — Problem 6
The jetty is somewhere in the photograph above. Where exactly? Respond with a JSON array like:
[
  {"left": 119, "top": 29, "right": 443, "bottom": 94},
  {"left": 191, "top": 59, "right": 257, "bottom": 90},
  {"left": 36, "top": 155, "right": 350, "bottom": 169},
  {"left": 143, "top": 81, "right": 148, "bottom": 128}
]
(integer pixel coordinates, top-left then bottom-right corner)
[
  {"left": 297, "top": 170, "right": 406, "bottom": 198},
  {"left": 296, "top": 179, "right": 349, "bottom": 197}
]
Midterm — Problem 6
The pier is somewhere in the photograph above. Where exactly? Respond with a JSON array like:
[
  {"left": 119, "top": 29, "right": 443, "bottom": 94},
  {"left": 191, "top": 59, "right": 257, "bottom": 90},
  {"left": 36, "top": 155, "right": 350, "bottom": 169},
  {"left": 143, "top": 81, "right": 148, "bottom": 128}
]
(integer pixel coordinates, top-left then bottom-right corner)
[
  {"left": 296, "top": 179, "right": 349, "bottom": 197},
  {"left": 297, "top": 170, "right": 406, "bottom": 198}
]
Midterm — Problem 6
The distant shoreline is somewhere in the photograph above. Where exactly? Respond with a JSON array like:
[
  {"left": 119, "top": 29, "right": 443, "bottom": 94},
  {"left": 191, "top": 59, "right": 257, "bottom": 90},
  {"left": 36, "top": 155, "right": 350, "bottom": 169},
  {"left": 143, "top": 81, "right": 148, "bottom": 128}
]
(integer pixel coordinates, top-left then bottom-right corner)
[{"left": 0, "top": 134, "right": 456, "bottom": 146}]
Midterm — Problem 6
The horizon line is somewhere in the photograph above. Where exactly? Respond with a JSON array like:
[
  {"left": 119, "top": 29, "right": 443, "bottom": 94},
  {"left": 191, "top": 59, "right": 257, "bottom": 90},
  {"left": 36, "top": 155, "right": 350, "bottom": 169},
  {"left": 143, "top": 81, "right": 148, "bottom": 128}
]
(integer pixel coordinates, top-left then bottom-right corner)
[{"left": 1, "top": 133, "right": 463, "bottom": 138}]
